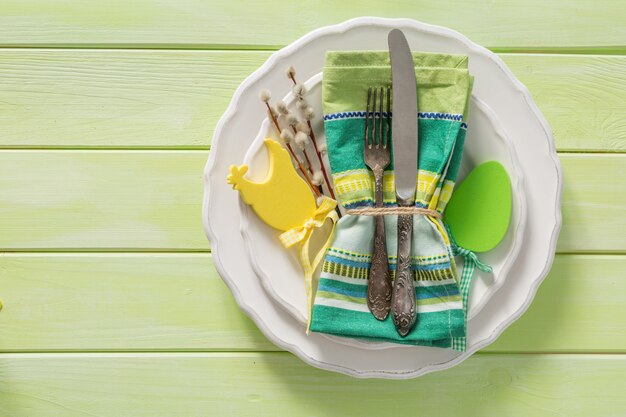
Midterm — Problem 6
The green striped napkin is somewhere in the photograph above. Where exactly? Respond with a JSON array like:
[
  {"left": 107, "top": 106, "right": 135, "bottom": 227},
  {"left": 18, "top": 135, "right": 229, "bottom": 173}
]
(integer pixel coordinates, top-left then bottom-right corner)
[{"left": 309, "top": 51, "right": 473, "bottom": 350}]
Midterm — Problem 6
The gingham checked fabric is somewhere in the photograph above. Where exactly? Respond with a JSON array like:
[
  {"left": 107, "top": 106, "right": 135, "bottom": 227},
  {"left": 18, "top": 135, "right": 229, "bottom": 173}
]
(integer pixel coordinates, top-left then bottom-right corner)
[{"left": 448, "top": 225, "right": 493, "bottom": 351}]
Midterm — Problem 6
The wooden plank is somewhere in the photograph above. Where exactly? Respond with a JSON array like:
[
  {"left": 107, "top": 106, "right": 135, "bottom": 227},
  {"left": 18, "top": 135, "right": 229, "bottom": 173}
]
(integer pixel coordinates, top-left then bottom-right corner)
[
  {"left": 502, "top": 54, "right": 626, "bottom": 153},
  {"left": 486, "top": 255, "right": 626, "bottom": 352},
  {"left": 0, "top": 254, "right": 272, "bottom": 351},
  {"left": 0, "top": 50, "right": 624, "bottom": 151},
  {"left": 0, "top": 1, "right": 624, "bottom": 49},
  {"left": 0, "top": 353, "right": 624, "bottom": 416},
  {"left": 558, "top": 155, "right": 626, "bottom": 253},
  {"left": 0, "top": 50, "right": 265, "bottom": 149},
  {"left": 0, "top": 152, "right": 623, "bottom": 252},
  {"left": 0, "top": 254, "right": 623, "bottom": 352},
  {"left": 0, "top": 151, "right": 210, "bottom": 250}
]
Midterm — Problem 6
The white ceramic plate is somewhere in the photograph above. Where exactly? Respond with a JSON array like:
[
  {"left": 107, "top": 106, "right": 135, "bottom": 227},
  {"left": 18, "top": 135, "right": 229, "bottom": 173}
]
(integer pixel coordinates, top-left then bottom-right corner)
[
  {"left": 240, "top": 72, "right": 527, "bottom": 339},
  {"left": 203, "top": 17, "right": 561, "bottom": 378}
]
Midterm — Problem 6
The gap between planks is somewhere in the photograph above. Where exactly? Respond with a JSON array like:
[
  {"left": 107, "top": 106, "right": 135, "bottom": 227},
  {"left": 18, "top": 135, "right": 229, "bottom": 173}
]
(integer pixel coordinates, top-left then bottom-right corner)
[
  {"left": 0, "top": 45, "right": 624, "bottom": 55},
  {"left": 0, "top": 351, "right": 623, "bottom": 358},
  {"left": 0, "top": 249, "right": 625, "bottom": 255},
  {"left": 0, "top": 148, "right": 621, "bottom": 153},
  {"left": 0, "top": 350, "right": 622, "bottom": 355}
]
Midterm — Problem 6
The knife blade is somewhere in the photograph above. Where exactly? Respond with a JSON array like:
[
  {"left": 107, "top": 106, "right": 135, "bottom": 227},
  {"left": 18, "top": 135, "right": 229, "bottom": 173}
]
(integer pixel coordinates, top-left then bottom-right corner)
[
  {"left": 388, "top": 28, "right": 418, "bottom": 336},
  {"left": 389, "top": 28, "right": 418, "bottom": 203}
]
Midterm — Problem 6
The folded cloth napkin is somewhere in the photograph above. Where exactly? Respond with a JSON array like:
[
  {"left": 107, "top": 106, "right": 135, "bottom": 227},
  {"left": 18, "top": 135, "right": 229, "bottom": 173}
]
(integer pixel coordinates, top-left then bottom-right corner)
[{"left": 309, "top": 51, "right": 474, "bottom": 350}]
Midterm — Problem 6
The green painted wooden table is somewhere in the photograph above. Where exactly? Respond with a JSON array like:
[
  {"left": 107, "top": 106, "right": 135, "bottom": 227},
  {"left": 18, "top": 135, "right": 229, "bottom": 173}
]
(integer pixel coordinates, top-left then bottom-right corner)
[{"left": 0, "top": 2, "right": 624, "bottom": 416}]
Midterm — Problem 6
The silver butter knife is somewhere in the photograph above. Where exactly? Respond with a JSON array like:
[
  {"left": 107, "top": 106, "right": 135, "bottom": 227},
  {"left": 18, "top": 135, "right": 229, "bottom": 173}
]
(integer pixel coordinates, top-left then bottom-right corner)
[{"left": 388, "top": 28, "right": 418, "bottom": 336}]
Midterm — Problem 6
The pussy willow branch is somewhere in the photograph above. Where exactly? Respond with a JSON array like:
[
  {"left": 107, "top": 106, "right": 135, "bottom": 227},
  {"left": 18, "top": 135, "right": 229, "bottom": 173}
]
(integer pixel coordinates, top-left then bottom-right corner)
[
  {"left": 290, "top": 123, "right": 314, "bottom": 169},
  {"left": 305, "top": 120, "right": 336, "bottom": 201},
  {"left": 264, "top": 104, "right": 321, "bottom": 197},
  {"left": 288, "top": 79, "right": 337, "bottom": 202}
]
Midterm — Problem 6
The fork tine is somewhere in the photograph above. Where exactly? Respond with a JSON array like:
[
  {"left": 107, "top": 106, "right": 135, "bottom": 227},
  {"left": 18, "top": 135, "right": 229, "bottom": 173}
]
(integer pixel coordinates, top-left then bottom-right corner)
[
  {"left": 365, "top": 87, "right": 372, "bottom": 148},
  {"left": 378, "top": 87, "right": 384, "bottom": 148},
  {"left": 385, "top": 86, "right": 391, "bottom": 148},
  {"left": 371, "top": 87, "right": 377, "bottom": 147}
]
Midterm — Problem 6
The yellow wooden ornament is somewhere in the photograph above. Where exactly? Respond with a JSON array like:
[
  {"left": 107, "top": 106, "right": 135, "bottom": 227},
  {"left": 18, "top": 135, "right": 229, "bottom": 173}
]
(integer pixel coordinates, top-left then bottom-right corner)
[
  {"left": 227, "top": 138, "right": 339, "bottom": 329},
  {"left": 227, "top": 138, "right": 317, "bottom": 232}
]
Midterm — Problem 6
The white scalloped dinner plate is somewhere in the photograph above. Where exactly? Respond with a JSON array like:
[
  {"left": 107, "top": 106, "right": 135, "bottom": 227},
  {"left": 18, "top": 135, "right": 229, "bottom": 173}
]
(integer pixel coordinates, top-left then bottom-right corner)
[
  {"left": 240, "top": 73, "right": 527, "bottom": 345},
  {"left": 203, "top": 17, "right": 562, "bottom": 378}
]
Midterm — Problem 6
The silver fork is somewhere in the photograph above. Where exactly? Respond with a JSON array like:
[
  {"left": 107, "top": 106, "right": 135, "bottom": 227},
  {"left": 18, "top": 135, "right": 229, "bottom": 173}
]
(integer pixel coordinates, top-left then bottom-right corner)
[{"left": 364, "top": 86, "right": 392, "bottom": 321}]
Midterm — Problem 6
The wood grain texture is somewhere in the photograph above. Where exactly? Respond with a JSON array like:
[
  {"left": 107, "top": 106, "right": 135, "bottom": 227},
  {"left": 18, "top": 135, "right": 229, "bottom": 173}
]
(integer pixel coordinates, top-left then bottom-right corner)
[
  {"left": 558, "top": 155, "right": 626, "bottom": 252},
  {"left": 487, "top": 255, "right": 626, "bottom": 352},
  {"left": 0, "top": 50, "right": 624, "bottom": 151},
  {"left": 0, "top": 152, "right": 623, "bottom": 251},
  {"left": 0, "top": 254, "right": 270, "bottom": 352},
  {"left": 0, "top": 353, "right": 624, "bottom": 417},
  {"left": 0, "top": 254, "right": 623, "bottom": 353},
  {"left": 0, "top": 1, "right": 624, "bottom": 49},
  {"left": 0, "top": 50, "right": 265, "bottom": 149},
  {"left": 502, "top": 54, "right": 626, "bottom": 152},
  {"left": 0, "top": 151, "right": 210, "bottom": 250}
]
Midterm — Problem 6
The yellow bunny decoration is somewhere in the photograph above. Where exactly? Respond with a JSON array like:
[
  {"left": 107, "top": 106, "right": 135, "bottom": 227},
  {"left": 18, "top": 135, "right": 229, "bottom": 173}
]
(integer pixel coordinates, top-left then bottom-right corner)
[{"left": 228, "top": 138, "right": 338, "bottom": 329}]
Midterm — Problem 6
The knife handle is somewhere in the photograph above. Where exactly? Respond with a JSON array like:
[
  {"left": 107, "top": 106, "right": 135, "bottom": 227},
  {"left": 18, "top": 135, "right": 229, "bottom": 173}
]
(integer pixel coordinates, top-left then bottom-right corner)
[{"left": 393, "top": 213, "right": 416, "bottom": 336}]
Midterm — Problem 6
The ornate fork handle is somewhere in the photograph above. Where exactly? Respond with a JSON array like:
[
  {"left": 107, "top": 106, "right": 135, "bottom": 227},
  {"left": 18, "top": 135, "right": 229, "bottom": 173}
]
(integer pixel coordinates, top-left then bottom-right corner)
[{"left": 367, "top": 165, "right": 392, "bottom": 320}]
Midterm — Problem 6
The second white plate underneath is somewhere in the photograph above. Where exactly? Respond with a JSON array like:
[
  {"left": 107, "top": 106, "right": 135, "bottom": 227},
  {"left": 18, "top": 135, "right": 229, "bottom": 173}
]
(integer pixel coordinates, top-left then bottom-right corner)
[{"left": 240, "top": 73, "right": 526, "bottom": 346}]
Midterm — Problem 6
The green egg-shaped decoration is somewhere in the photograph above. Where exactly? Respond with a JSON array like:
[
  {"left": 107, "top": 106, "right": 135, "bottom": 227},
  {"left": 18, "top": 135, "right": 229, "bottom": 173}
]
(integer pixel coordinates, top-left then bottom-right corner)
[{"left": 444, "top": 161, "right": 512, "bottom": 253}]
